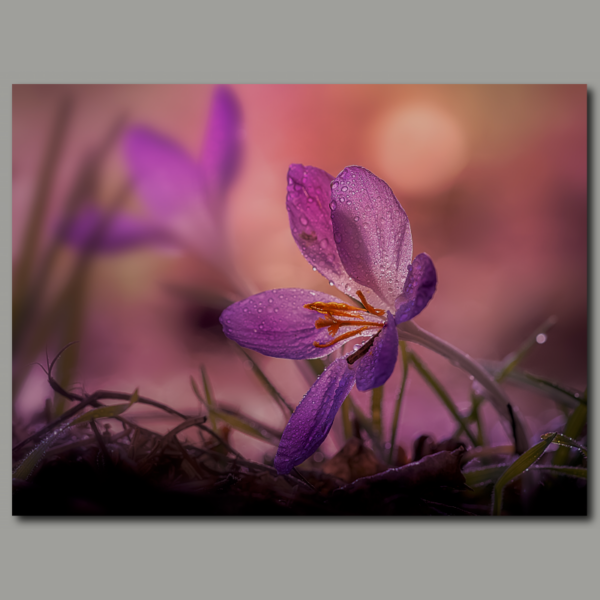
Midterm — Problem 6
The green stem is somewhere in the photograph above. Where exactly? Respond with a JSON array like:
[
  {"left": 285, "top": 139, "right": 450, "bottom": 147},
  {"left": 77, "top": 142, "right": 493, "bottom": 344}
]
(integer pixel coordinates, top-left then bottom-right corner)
[
  {"left": 388, "top": 341, "right": 409, "bottom": 463},
  {"left": 371, "top": 385, "right": 383, "bottom": 439}
]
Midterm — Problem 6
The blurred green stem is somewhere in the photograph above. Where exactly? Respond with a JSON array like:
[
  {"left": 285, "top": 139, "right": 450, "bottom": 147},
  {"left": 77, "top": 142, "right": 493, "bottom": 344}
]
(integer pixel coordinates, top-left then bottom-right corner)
[{"left": 388, "top": 341, "right": 409, "bottom": 463}]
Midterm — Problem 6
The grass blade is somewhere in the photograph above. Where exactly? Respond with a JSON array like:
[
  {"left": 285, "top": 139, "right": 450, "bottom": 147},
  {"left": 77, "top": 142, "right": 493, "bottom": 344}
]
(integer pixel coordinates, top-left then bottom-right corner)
[
  {"left": 464, "top": 465, "right": 510, "bottom": 488},
  {"left": 13, "top": 389, "right": 139, "bottom": 480},
  {"left": 553, "top": 404, "right": 587, "bottom": 465},
  {"left": 495, "top": 317, "right": 557, "bottom": 383},
  {"left": 410, "top": 351, "right": 478, "bottom": 446},
  {"left": 465, "top": 461, "right": 587, "bottom": 490},
  {"left": 205, "top": 408, "right": 278, "bottom": 445},
  {"left": 542, "top": 432, "right": 587, "bottom": 458},
  {"left": 492, "top": 433, "right": 556, "bottom": 515},
  {"left": 239, "top": 348, "right": 293, "bottom": 414}
]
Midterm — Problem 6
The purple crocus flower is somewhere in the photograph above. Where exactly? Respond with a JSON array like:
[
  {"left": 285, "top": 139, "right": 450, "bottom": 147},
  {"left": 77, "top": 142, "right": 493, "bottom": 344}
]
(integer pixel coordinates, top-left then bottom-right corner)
[
  {"left": 64, "top": 85, "right": 242, "bottom": 272},
  {"left": 220, "top": 165, "right": 436, "bottom": 474}
]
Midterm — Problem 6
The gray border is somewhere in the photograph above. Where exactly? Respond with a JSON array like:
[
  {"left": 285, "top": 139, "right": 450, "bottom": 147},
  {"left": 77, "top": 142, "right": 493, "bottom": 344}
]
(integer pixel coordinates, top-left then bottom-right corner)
[{"left": 3, "top": 1, "right": 597, "bottom": 599}]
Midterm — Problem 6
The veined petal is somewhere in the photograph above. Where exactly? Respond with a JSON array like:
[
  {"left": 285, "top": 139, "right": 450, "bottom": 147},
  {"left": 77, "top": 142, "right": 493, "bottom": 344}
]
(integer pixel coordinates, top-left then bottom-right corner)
[
  {"left": 199, "top": 85, "right": 243, "bottom": 206},
  {"left": 395, "top": 253, "right": 437, "bottom": 324},
  {"left": 62, "top": 206, "right": 173, "bottom": 252},
  {"left": 287, "top": 164, "right": 359, "bottom": 299},
  {"left": 330, "top": 166, "right": 413, "bottom": 310},
  {"left": 220, "top": 289, "right": 367, "bottom": 360},
  {"left": 355, "top": 312, "right": 398, "bottom": 391},
  {"left": 124, "top": 126, "right": 207, "bottom": 219},
  {"left": 274, "top": 357, "right": 356, "bottom": 474}
]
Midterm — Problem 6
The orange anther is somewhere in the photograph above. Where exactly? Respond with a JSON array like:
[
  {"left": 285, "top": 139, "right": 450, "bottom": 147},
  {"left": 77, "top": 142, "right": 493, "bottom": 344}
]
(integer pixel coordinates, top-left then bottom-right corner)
[
  {"left": 356, "top": 290, "right": 385, "bottom": 316},
  {"left": 305, "top": 291, "right": 385, "bottom": 349}
]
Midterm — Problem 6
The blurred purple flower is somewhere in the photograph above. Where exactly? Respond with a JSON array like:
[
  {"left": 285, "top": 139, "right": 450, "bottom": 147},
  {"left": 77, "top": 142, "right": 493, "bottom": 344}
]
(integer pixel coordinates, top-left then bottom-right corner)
[
  {"left": 64, "top": 85, "right": 242, "bottom": 270},
  {"left": 220, "top": 165, "right": 436, "bottom": 474}
]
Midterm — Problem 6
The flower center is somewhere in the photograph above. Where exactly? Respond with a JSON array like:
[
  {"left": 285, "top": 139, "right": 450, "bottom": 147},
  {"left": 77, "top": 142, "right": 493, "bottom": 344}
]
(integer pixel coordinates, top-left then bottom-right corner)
[{"left": 304, "top": 290, "right": 385, "bottom": 348}]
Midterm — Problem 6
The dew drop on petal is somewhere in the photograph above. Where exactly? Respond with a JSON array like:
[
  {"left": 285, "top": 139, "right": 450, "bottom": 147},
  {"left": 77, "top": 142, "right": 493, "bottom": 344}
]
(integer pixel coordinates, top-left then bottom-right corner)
[
  {"left": 312, "top": 266, "right": 317, "bottom": 271},
  {"left": 329, "top": 281, "right": 334, "bottom": 286},
  {"left": 330, "top": 201, "right": 337, "bottom": 210},
  {"left": 332, "top": 181, "right": 339, "bottom": 189},
  {"left": 319, "top": 238, "right": 329, "bottom": 249},
  {"left": 536, "top": 333, "right": 547, "bottom": 344},
  {"left": 341, "top": 186, "right": 348, "bottom": 192},
  {"left": 354, "top": 216, "right": 359, "bottom": 222},
  {"left": 300, "top": 216, "right": 308, "bottom": 226}
]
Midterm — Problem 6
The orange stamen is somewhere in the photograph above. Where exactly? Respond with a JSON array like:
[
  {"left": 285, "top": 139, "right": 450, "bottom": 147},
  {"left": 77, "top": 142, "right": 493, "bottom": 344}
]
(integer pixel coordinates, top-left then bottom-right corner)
[
  {"left": 356, "top": 290, "right": 385, "bottom": 316},
  {"left": 313, "top": 326, "right": 373, "bottom": 348},
  {"left": 304, "top": 290, "right": 386, "bottom": 348}
]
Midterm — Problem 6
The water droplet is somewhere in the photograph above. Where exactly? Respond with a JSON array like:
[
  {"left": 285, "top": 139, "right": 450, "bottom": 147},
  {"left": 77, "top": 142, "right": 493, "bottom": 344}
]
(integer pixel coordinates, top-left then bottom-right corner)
[
  {"left": 330, "top": 201, "right": 337, "bottom": 210},
  {"left": 341, "top": 186, "right": 348, "bottom": 192},
  {"left": 300, "top": 216, "right": 308, "bottom": 226},
  {"left": 536, "top": 333, "right": 547, "bottom": 344},
  {"left": 345, "top": 284, "right": 351, "bottom": 292},
  {"left": 339, "top": 196, "right": 345, "bottom": 203},
  {"left": 332, "top": 181, "right": 339, "bottom": 189},
  {"left": 312, "top": 266, "right": 317, "bottom": 271},
  {"left": 319, "top": 238, "right": 329, "bottom": 249},
  {"left": 329, "top": 281, "right": 334, "bottom": 286},
  {"left": 268, "top": 298, "right": 273, "bottom": 303},
  {"left": 354, "top": 216, "right": 359, "bottom": 222},
  {"left": 307, "top": 196, "right": 314, "bottom": 203}
]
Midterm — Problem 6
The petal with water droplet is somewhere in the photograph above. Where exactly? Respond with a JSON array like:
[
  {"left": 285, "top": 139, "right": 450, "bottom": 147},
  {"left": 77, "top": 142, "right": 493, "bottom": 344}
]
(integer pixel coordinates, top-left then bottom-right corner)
[
  {"left": 274, "top": 357, "right": 356, "bottom": 474},
  {"left": 331, "top": 166, "right": 413, "bottom": 310},
  {"left": 394, "top": 253, "right": 437, "bottom": 323},
  {"left": 286, "top": 164, "right": 359, "bottom": 298},
  {"left": 220, "top": 288, "right": 360, "bottom": 359}
]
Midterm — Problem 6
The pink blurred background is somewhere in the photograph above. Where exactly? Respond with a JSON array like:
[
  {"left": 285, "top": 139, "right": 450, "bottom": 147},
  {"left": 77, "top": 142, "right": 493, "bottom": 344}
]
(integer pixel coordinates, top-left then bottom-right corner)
[{"left": 12, "top": 84, "right": 587, "bottom": 461}]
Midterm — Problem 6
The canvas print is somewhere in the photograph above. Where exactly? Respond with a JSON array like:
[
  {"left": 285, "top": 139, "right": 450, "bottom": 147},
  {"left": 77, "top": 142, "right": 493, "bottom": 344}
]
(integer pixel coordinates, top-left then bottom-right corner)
[{"left": 12, "top": 85, "right": 587, "bottom": 515}]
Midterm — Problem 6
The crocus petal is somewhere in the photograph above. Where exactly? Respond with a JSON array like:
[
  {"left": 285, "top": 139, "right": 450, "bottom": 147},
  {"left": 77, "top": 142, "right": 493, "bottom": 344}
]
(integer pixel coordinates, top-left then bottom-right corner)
[
  {"left": 62, "top": 206, "right": 173, "bottom": 252},
  {"left": 355, "top": 312, "right": 398, "bottom": 391},
  {"left": 286, "top": 164, "right": 358, "bottom": 298},
  {"left": 220, "top": 289, "right": 370, "bottom": 360},
  {"left": 199, "top": 85, "right": 243, "bottom": 204},
  {"left": 330, "top": 166, "right": 413, "bottom": 310},
  {"left": 124, "top": 126, "right": 207, "bottom": 219},
  {"left": 395, "top": 253, "right": 437, "bottom": 324},
  {"left": 274, "top": 357, "right": 356, "bottom": 474}
]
